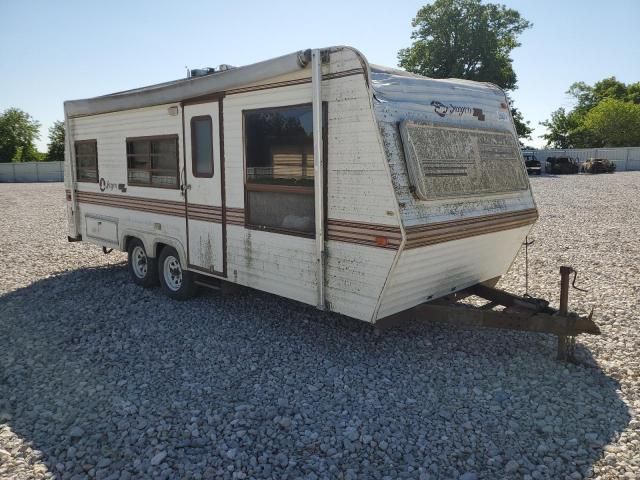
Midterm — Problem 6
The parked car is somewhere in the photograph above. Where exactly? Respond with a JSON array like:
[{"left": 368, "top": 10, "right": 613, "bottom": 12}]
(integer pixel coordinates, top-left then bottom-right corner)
[
  {"left": 546, "top": 157, "right": 580, "bottom": 175},
  {"left": 582, "top": 158, "right": 616, "bottom": 174},
  {"left": 523, "top": 153, "right": 542, "bottom": 175}
]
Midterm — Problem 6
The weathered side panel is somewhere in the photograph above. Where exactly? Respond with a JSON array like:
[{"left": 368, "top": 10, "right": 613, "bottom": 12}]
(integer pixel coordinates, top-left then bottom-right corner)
[
  {"left": 376, "top": 225, "right": 532, "bottom": 319},
  {"left": 325, "top": 240, "right": 395, "bottom": 320},
  {"left": 323, "top": 74, "right": 399, "bottom": 226},
  {"left": 323, "top": 62, "right": 399, "bottom": 321},
  {"left": 226, "top": 226, "right": 317, "bottom": 306},
  {"left": 223, "top": 48, "right": 399, "bottom": 321},
  {"left": 68, "top": 104, "right": 188, "bottom": 261}
]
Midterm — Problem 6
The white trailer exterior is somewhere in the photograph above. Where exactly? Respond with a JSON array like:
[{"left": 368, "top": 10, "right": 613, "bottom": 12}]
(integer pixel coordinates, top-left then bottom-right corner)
[{"left": 64, "top": 46, "right": 537, "bottom": 323}]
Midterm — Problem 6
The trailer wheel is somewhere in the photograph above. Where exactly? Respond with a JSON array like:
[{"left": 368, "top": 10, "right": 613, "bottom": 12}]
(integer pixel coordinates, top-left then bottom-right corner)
[
  {"left": 127, "top": 239, "right": 159, "bottom": 287},
  {"left": 158, "top": 246, "right": 198, "bottom": 300}
]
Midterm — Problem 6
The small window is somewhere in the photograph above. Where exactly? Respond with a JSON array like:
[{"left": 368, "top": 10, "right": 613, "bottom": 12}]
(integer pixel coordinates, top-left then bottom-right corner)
[
  {"left": 191, "top": 116, "right": 213, "bottom": 177},
  {"left": 244, "top": 104, "right": 315, "bottom": 235},
  {"left": 126, "top": 135, "right": 179, "bottom": 188},
  {"left": 75, "top": 140, "right": 98, "bottom": 183}
]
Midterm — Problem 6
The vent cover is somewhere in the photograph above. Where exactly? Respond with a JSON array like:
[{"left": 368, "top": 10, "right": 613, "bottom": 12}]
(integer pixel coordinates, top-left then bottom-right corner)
[{"left": 399, "top": 121, "right": 528, "bottom": 200}]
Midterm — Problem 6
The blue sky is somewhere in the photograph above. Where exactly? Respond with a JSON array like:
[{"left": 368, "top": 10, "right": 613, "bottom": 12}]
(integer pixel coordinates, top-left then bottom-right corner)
[{"left": 1, "top": 0, "right": 638, "bottom": 150}]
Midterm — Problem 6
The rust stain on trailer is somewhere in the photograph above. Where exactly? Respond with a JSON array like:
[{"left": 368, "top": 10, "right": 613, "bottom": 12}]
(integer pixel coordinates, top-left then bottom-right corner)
[
  {"left": 199, "top": 234, "right": 215, "bottom": 271},
  {"left": 244, "top": 230, "right": 253, "bottom": 269}
]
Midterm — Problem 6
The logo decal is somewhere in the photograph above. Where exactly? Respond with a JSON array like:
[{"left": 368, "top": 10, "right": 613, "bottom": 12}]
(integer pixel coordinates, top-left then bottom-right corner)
[
  {"left": 431, "top": 101, "right": 449, "bottom": 117},
  {"left": 430, "top": 101, "right": 485, "bottom": 121},
  {"left": 99, "top": 178, "right": 126, "bottom": 192}
]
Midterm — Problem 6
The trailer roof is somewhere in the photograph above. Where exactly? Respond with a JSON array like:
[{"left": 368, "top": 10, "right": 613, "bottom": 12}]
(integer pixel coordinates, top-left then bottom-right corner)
[
  {"left": 64, "top": 49, "right": 315, "bottom": 117},
  {"left": 64, "top": 47, "right": 507, "bottom": 119}
]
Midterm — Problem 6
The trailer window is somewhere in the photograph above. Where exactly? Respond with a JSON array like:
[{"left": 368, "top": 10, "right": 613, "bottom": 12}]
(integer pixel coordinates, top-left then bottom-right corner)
[
  {"left": 399, "top": 121, "right": 528, "bottom": 200},
  {"left": 191, "top": 116, "right": 213, "bottom": 178},
  {"left": 126, "top": 135, "right": 179, "bottom": 188},
  {"left": 244, "top": 104, "right": 315, "bottom": 235},
  {"left": 75, "top": 140, "right": 98, "bottom": 183}
]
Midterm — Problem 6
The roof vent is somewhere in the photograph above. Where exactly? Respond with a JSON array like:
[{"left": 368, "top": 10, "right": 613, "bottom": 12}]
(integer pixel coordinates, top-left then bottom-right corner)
[
  {"left": 218, "top": 64, "right": 236, "bottom": 72},
  {"left": 189, "top": 67, "right": 216, "bottom": 78}
]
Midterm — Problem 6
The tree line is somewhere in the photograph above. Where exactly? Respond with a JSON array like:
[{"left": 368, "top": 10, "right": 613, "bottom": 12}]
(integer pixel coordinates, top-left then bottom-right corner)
[
  {"left": 541, "top": 78, "right": 640, "bottom": 148},
  {"left": 0, "top": 108, "right": 64, "bottom": 163}
]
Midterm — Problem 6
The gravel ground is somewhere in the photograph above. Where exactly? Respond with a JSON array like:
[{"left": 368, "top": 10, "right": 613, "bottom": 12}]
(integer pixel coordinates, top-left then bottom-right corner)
[{"left": 0, "top": 175, "right": 639, "bottom": 480}]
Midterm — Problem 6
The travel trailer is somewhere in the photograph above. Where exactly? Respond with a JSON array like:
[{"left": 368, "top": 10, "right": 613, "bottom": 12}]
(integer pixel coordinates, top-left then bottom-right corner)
[{"left": 64, "top": 46, "right": 538, "bottom": 324}]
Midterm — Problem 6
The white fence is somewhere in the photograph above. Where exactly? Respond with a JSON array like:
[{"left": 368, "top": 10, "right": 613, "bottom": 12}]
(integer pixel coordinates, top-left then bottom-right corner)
[
  {"left": 0, "top": 161, "right": 64, "bottom": 182},
  {"left": 524, "top": 147, "right": 640, "bottom": 171}
]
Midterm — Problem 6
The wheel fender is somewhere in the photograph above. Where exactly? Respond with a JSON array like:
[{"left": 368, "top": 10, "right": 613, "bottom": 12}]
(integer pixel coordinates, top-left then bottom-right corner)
[
  {"left": 153, "top": 238, "right": 187, "bottom": 268},
  {"left": 119, "top": 230, "right": 186, "bottom": 267}
]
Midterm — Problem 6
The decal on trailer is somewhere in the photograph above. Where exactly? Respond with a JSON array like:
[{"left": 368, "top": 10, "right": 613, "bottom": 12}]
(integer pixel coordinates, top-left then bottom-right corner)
[
  {"left": 99, "top": 178, "right": 127, "bottom": 193},
  {"left": 430, "top": 101, "right": 485, "bottom": 121}
]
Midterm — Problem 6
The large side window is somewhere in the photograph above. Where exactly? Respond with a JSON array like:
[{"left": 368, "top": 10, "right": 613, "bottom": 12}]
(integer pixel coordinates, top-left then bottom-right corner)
[
  {"left": 75, "top": 140, "right": 98, "bottom": 183},
  {"left": 191, "top": 116, "right": 214, "bottom": 178},
  {"left": 126, "top": 135, "right": 179, "bottom": 188},
  {"left": 244, "top": 104, "right": 315, "bottom": 236}
]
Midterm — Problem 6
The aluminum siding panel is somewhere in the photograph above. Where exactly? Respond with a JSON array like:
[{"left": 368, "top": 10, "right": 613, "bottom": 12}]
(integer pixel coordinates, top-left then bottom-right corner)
[{"left": 376, "top": 225, "right": 532, "bottom": 319}]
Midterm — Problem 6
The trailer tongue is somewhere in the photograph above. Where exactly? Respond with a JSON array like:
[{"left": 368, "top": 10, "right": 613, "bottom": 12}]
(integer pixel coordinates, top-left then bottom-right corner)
[{"left": 378, "top": 266, "right": 600, "bottom": 362}]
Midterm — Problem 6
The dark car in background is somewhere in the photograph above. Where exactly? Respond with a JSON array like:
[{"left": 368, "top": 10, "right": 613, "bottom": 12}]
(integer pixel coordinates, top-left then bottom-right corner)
[
  {"left": 523, "top": 153, "right": 542, "bottom": 175},
  {"left": 582, "top": 158, "right": 616, "bottom": 174},
  {"left": 546, "top": 156, "right": 580, "bottom": 175}
]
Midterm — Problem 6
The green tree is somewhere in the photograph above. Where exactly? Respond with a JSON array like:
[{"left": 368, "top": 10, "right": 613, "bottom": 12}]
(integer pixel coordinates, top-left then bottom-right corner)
[
  {"left": 541, "top": 77, "right": 640, "bottom": 148},
  {"left": 46, "top": 120, "right": 66, "bottom": 162},
  {"left": 0, "top": 108, "right": 42, "bottom": 162},
  {"left": 398, "top": 0, "right": 532, "bottom": 138},
  {"left": 510, "top": 104, "right": 532, "bottom": 140},
  {"left": 583, "top": 98, "right": 640, "bottom": 147},
  {"left": 540, "top": 108, "right": 575, "bottom": 149}
]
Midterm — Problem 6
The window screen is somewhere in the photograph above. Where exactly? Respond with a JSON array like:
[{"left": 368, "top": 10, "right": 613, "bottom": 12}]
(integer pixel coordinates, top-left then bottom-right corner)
[
  {"left": 191, "top": 116, "right": 213, "bottom": 177},
  {"left": 244, "top": 104, "right": 315, "bottom": 235},
  {"left": 126, "top": 136, "right": 179, "bottom": 188},
  {"left": 399, "top": 121, "right": 529, "bottom": 200},
  {"left": 75, "top": 140, "right": 98, "bottom": 183}
]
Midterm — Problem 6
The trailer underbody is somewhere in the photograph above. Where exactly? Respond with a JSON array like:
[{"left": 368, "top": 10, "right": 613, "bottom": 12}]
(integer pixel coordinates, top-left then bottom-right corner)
[{"left": 377, "top": 266, "right": 600, "bottom": 362}]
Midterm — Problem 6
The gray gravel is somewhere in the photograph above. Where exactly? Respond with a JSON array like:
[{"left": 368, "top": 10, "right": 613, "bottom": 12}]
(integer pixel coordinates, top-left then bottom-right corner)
[{"left": 1, "top": 175, "right": 639, "bottom": 480}]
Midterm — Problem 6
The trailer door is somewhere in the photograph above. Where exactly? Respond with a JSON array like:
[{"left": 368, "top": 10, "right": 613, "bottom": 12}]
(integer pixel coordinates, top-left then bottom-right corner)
[{"left": 183, "top": 101, "right": 225, "bottom": 276}]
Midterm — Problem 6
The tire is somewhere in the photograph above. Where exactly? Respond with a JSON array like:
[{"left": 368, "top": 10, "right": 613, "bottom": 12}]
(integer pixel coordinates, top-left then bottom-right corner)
[
  {"left": 127, "top": 238, "right": 159, "bottom": 287},
  {"left": 158, "top": 246, "right": 198, "bottom": 300}
]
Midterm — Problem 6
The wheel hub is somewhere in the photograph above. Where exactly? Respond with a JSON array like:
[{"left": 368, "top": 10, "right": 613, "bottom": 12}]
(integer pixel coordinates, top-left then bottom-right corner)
[
  {"left": 132, "top": 246, "right": 148, "bottom": 278},
  {"left": 164, "top": 256, "right": 183, "bottom": 291}
]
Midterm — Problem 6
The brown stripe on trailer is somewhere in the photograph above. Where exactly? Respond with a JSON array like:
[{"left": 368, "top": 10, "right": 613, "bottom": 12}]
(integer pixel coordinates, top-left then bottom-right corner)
[
  {"left": 76, "top": 192, "right": 185, "bottom": 216},
  {"left": 75, "top": 191, "right": 223, "bottom": 223},
  {"left": 405, "top": 208, "right": 538, "bottom": 249},
  {"left": 225, "top": 207, "right": 245, "bottom": 226},
  {"left": 224, "top": 69, "right": 365, "bottom": 96},
  {"left": 77, "top": 197, "right": 184, "bottom": 217},
  {"left": 327, "top": 219, "right": 401, "bottom": 249},
  {"left": 73, "top": 192, "right": 535, "bottom": 250}
]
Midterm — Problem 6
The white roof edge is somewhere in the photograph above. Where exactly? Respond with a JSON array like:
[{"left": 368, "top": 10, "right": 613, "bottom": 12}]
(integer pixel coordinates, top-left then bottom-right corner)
[
  {"left": 65, "top": 46, "right": 373, "bottom": 118},
  {"left": 369, "top": 63, "right": 506, "bottom": 94},
  {"left": 64, "top": 49, "right": 313, "bottom": 117}
]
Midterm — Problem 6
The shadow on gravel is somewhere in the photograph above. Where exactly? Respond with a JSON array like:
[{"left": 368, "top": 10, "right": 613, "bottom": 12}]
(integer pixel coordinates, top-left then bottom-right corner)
[{"left": 0, "top": 264, "right": 631, "bottom": 479}]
